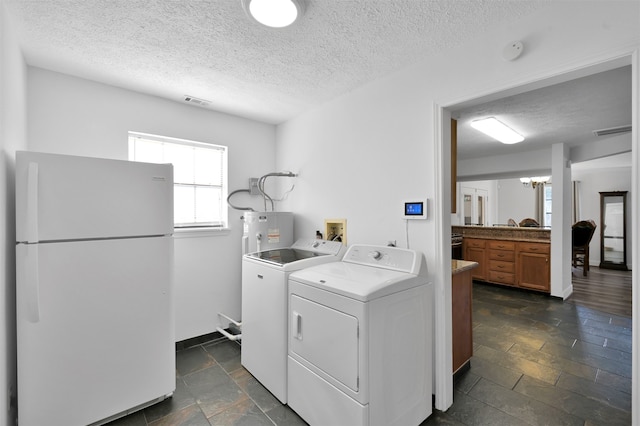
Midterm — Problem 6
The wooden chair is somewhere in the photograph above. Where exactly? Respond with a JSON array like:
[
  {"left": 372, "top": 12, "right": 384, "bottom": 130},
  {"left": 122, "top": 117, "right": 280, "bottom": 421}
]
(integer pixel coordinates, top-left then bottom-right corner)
[
  {"left": 572, "top": 220, "right": 597, "bottom": 276},
  {"left": 519, "top": 218, "right": 539, "bottom": 227}
]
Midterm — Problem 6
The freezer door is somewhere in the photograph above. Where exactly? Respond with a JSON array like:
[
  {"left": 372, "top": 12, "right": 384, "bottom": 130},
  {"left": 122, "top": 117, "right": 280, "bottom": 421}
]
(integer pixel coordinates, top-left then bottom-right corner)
[
  {"left": 16, "top": 151, "right": 173, "bottom": 242},
  {"left": 16, "top": 236, "right": 174, "bottom": 426}
]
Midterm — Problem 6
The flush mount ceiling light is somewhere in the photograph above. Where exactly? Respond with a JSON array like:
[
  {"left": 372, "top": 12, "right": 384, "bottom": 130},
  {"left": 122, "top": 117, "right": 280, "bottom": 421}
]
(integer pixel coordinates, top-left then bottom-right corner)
[
  {"left": 242, "top": 0, "right": 305, "bottom": 28},
  {"left": 470, "top": 117, "right": 524, "bottom": 144}
]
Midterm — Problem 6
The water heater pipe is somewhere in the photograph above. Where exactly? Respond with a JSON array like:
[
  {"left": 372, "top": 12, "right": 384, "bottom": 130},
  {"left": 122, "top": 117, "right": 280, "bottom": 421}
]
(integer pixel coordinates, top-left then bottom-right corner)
[{"left": 258, "top": 172, "right": 297, "bottom": 211}]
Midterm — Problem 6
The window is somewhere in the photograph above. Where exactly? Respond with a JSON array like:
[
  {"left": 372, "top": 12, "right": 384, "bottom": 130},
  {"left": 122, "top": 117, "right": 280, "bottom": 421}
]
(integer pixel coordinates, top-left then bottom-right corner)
[
  {"left": 128, "top": 132, "right": 228, "bottom": 228},
  {"left": 543, "top": 185, "right": 552, "bottom": 227}
]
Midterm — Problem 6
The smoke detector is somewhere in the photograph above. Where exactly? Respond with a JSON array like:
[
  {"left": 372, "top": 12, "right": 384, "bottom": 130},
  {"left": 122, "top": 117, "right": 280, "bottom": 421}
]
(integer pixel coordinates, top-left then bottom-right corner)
[
  {"left": 184, "top": 95, "right": 211, "bottom": 107},
  {"left": 502, "top": 41, "right": 524, "bottom": 61},
  {"left": 592, "top": 125, "right": 632, "bottom": 137}
]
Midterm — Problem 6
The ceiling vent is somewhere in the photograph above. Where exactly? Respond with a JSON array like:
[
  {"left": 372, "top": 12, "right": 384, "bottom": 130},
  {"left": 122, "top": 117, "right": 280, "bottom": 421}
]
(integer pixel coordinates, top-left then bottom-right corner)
[
  {"left": 592, "top": 125, "right": 632, "bottom": 137},
  {"left": 184, "top": 95, "right": 211, "bottom": 107}
]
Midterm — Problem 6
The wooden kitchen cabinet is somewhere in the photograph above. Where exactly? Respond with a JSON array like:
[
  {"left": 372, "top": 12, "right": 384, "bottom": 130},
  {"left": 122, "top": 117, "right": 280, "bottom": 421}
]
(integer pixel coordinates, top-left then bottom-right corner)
[
  {"left": 461, "top": 235, "right": 550, "bottom": 293},
  {"left": 463, "top": 238, "right": 486, "bottom": 281},
  {"left": 487, "top": 240, "right": 516, "bottom": 286},
  {"left": 517, "top": 242, "right": 551, "bottom": 292},
  {"left": 452, "top": 261, "right": 477, "bottom": 375}
]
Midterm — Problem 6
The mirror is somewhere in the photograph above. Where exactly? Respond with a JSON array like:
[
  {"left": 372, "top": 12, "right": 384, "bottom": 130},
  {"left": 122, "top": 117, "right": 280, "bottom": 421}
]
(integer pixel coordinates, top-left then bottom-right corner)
[{"left": 599, "top": 191, "right": 628, "bottom": 270}]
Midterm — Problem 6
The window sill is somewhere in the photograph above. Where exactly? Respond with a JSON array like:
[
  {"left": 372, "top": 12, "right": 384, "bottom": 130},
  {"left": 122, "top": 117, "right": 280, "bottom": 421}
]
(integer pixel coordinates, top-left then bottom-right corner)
[{"left": 173, "top": 227, "right": 231, "bottom": 239}]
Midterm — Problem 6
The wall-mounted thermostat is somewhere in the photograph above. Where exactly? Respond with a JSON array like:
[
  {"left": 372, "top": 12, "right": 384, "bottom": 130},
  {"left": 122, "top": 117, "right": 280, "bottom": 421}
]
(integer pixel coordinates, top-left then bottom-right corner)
[{"left": 403, "top": 199, "right": 428, "bottom": 220}]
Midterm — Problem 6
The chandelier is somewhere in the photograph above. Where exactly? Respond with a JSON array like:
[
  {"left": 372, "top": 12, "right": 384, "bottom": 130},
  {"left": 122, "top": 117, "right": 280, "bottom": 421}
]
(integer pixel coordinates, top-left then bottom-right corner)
[{"left": 520, "top": 176, "right": 550, "bottom": 189}]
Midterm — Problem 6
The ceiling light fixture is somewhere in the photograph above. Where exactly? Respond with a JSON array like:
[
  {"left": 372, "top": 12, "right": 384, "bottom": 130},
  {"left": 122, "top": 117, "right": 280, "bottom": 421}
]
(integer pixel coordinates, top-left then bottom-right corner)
[
  {"left": 242, "top": 0, "right": 305, "bottom": 28},
  {"left": 470, "top": 117, "right": 524, "bottom": 144},
  {"left": 520, "top": 176, "right": 550, "bottom": 189}
]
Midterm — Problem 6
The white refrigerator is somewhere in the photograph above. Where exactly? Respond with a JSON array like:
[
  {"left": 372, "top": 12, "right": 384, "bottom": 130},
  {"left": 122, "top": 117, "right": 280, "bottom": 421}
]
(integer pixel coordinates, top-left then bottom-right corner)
[{"left": 15, "top": 151, "right": 175, "bottom": 426}]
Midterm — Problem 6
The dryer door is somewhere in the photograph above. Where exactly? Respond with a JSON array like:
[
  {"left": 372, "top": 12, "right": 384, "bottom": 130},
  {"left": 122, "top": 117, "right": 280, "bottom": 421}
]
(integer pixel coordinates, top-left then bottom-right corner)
[{"left": 290, "top": 294, "right": 359, "bottom": 391}]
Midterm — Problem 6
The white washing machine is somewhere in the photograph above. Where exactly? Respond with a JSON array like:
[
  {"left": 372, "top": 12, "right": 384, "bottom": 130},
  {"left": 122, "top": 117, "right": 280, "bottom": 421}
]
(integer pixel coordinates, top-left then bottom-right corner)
[
  {"left": 287, "top": 244, "right": 433, "bottom": 426},
  {"left": 241, "top": 238, "right": 346, "bottom": 403}
]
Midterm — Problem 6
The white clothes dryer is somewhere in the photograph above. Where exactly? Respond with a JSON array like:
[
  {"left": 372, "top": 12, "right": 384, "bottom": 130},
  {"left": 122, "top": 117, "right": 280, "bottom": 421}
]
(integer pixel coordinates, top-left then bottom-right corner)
[
  {"left": 241, "top": 238, "right": 346, "bottom": 403},
  {"left": 287, "top": 244, "right": 433, "bottom": 426}
]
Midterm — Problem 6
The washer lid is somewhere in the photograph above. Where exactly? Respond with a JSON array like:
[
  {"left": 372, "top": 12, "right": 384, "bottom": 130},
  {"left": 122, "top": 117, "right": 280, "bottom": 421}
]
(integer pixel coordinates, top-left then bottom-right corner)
[
  {"left": 245, "top": 238, "right": 346, "bottom": 267},
  {"left": 289, "top": 262, "right": 427, "bottom": 302},
  {"left": 246, "top": 248, "right": 328, "bottom": 267}
]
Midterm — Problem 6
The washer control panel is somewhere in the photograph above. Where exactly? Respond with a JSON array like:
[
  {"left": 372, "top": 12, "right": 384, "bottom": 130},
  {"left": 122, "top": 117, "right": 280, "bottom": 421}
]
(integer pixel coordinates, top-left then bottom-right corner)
[
  {"left": 343, "top": 244, "right": 421, "bottom": 273},
  {"left": 291, "top": 238, "right": 344, "bottom": 255}
]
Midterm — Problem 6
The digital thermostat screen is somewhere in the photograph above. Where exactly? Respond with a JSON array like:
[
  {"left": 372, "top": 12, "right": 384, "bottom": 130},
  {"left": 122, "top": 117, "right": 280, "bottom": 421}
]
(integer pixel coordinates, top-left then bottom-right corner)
[
  {"left": 405, "top": 202, "right": 424, "bottom": 216},
  {"left": 403, "top": 199, "right": 427, "bottom": 219}
]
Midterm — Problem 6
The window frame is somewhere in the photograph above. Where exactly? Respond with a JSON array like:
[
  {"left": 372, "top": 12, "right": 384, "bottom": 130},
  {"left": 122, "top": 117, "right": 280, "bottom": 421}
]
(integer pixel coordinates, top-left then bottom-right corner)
[
  {"left": 543, "top": 184, "right": 552, "bottom": 228},
  {"left": 128, "top": 131, "right": 228, "bottom": 230}
]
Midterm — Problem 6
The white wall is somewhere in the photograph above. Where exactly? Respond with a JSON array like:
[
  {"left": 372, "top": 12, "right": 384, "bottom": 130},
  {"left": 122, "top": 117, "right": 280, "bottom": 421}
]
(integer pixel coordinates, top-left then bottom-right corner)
[
  {"left": 497, "top": 178, "right": 538, "bottom": 225},
  {"left": 279, "top": 1, "right": 639, "bottom": 247},
  {"left": 453, "top": 180, "right": 497, "bottom": 226},
  {"left": 459, "top": 147, "right": 552, "bottom": 182},
  {"left": 1, "top": 1, "right": 28, "bottom": 423},
  {"left": 27, "top": 67, "right": 278, "bottom": 341},
  {"left": 276, "top": 0, "right": 639, "bottom": 412},
  {"left": 573, "top": 166, "right": 633, "bottom": 269}
]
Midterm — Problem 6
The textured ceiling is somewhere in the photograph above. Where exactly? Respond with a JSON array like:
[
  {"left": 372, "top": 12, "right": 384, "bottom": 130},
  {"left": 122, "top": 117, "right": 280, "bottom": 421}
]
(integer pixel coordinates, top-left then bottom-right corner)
[
  {"left": 5, "top": 0, "right": 550, "bottom": 124},
  {"left": 4, "top": 0, "right": 632, "bottom": 169},
  {"left": 453, "top": 66, "right": 633, "bottom": 160}
]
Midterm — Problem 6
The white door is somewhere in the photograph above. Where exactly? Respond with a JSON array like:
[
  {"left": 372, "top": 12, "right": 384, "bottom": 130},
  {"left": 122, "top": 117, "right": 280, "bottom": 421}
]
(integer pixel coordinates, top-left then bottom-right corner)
[
  {"left": 16, "top": 236, "right": 174, "bottom": 426},
  {"left": 290, "top": 294, "right": 360, "bottom": 391},
  {"left": 462, "top": 187, "right": 488, "bottom": 226}
]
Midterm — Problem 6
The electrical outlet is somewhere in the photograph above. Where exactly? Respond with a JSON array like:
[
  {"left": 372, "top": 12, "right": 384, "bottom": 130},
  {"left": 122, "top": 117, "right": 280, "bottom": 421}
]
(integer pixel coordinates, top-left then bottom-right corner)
[{"left": 249, "top": 177, "right": 260, "bottom": 195}]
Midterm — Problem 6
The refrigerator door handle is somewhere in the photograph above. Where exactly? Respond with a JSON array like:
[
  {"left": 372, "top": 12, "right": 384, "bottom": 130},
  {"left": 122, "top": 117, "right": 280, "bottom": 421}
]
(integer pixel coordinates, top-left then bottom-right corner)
[
  {"left": 26, "top": 162, "right": 39, "bottom": 243},
  {"left": 18, "top": 244, "right": 41, "bottom": 323}
]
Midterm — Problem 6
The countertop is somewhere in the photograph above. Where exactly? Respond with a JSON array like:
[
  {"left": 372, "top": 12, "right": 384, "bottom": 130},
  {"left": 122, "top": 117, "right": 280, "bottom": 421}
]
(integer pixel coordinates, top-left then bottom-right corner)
[
  {"left": 451, "top": 225, "right": 550, "bottom": 243},
  {"left": 452, "top": 260, "right": 479, "bottom": 274}
]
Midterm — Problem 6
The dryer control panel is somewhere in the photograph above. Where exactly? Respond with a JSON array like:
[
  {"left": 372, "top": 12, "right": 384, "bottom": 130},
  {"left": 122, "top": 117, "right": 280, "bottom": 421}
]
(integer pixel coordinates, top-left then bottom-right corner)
[{"left": 342, "top": 244, "right": 423, "bottom": 274}]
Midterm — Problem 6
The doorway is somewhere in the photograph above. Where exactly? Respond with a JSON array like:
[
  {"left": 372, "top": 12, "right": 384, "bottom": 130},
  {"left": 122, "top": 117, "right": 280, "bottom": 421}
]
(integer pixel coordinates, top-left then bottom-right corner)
[
  {"left": 461, "top": 187, "right": 487, "bottom": 226},
  {"left": 435, "top": 54, "right": 637, "bottom": 415}
]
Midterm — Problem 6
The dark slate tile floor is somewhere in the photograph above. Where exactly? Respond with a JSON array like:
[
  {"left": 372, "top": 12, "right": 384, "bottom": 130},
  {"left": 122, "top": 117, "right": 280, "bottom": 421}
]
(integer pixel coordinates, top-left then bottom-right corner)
[
  {"left": 109, "top": 282, "right": 631, "bottom": 425},
  {"left": 422, "top": 283, "right": 632, "bottom": 426}
]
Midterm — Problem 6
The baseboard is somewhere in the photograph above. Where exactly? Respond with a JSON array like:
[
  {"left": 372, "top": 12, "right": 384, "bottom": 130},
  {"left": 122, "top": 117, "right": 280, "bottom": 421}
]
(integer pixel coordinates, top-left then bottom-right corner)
[{"left": 562, "top": 284, "right": 574, "bottom": 300}]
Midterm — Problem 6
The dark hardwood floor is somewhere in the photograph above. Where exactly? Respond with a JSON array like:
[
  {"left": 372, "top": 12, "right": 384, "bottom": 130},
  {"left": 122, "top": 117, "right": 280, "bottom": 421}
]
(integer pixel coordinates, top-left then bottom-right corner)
[{"left": 567, "top": 265, "right": 632, "bottom": 317}]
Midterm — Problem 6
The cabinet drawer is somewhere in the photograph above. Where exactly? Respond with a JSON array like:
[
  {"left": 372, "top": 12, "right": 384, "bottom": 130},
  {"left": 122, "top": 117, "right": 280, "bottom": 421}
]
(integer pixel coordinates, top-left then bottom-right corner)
[
  {"left": 518, "top": 242, "right": 550, "bottom": 254},
  {"left": 488, "top": 250, "right": 515, "bottom": 262},
  {"left": 488, "top": 270, "right": 516, "bottom": 285},
  {"left": 488, "top": 240, "right": 516, "bottom": 251},
  {"left": 465, "top": 239, "right": 486, "bottom": 249},
  {"left": 489, "top": 260, "right": 515, "bottom": 273}
]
